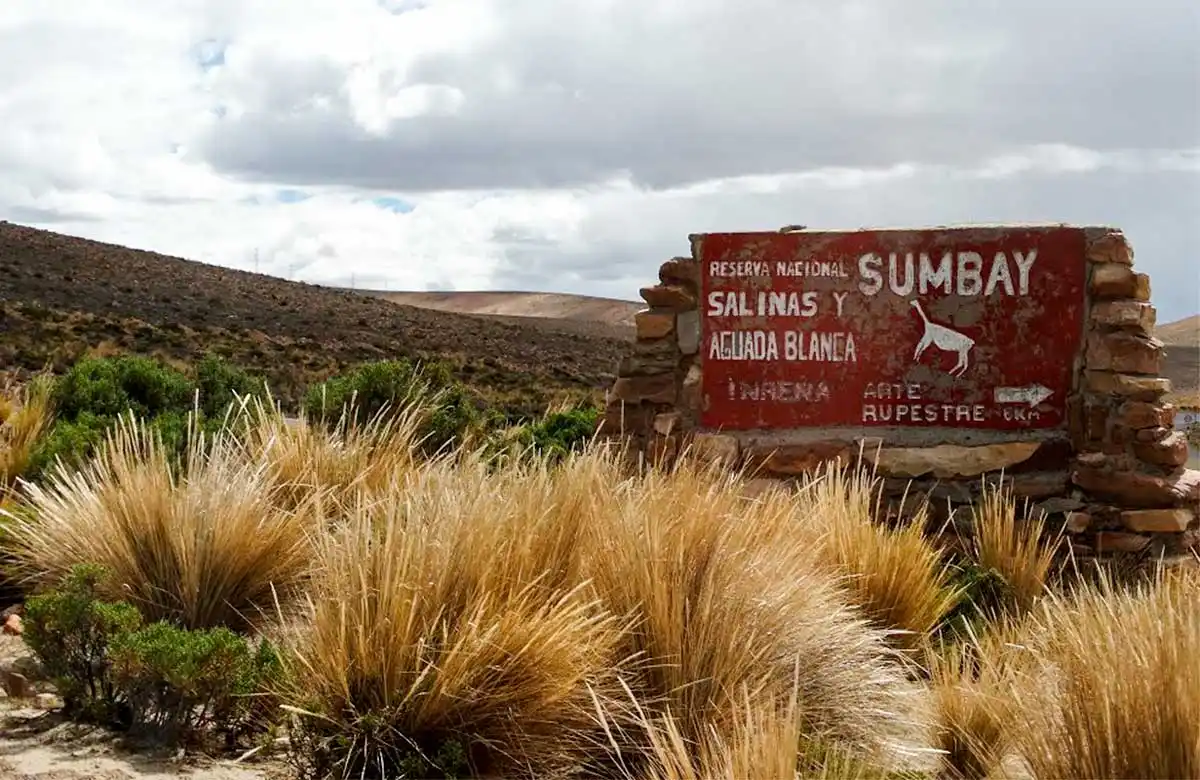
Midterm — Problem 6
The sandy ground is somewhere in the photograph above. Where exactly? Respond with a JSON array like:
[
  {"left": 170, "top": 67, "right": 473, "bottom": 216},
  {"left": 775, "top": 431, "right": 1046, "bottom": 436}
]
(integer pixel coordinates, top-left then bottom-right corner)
[{"left": 0, "top": 635, "right": 286, "bottom": 780}]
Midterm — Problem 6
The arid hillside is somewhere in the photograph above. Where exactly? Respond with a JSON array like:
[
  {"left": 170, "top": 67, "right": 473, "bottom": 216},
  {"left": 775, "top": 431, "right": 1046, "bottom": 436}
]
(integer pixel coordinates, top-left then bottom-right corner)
[
  {"left": 1157, "top": 315, "right": 1199, "bottom": 348},
  {"left": 1154, "top": 316, "right": 1199, "bottom": 405},
  {"left": 0, "top": 222, "right": 631, "bottom": 417}
]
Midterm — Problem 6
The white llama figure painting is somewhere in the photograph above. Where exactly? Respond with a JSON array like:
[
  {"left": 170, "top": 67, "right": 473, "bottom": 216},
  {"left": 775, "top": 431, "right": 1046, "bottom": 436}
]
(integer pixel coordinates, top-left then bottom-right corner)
[{"left": 910, "top": 300, "right": 974, "bottom": 378}]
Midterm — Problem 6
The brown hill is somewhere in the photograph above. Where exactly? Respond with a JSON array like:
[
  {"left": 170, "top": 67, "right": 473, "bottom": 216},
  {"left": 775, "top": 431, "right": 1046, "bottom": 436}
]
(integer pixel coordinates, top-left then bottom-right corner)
[
  {"left": 0, "top": 222, "right": 631, "bottom": 417},
  {"left": 1153, "top": 316, "right": 1199, "bottom": 406},
  {"left": 1156, "top": 315, "right": 1200, "bottom": 348}
]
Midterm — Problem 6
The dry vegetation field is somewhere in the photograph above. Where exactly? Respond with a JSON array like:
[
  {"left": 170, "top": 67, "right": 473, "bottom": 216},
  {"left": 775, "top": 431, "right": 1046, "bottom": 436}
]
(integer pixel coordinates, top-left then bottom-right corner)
[
  {"left": 1, "top": 221, "right": 1198, "bottom": 777},
  {"left": 1, "top": 372, "right": 1199, "bottom": 780}
]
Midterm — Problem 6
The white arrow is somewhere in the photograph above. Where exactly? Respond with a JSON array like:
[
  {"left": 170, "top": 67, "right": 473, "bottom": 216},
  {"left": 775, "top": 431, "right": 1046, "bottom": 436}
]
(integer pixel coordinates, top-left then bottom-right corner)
[{"left": 994, "top": 384, "right": 1054, "bottom": 407}]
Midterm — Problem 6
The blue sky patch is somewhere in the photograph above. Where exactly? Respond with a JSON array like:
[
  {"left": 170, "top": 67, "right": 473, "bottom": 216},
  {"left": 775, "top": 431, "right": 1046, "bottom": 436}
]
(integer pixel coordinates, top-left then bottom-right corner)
[
  {"left": 373, "top": 196, "right": 415, "bottom": 213},
  {"left": 196, "top": 38, "right": 227, "bottom": 71},
  {"left": 276, "top": 189, "right": 311, "bottom": 204}
]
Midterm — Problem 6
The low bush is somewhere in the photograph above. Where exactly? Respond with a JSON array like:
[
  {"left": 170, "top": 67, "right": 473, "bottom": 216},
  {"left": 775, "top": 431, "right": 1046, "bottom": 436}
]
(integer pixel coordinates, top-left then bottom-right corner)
[
  {"left": 23, "top": 563, "right": 283, "bottom": 748},
  {"left": 279, "top": 456, "right": 623, "bottom": 780},
  {"left": 51, "top": 355, "right": 194, "bottom": 422},
  {"left": 511, "top": 405, "right": 600, "bottom": 464},
  {"left": 109, "top": 621, "right": 283, "bottom": 748},
  {"left": 789, "top": 464, "right": 961, "bottom": 653},
  {"left": 22, "top": 563, "right": 143, "bottom": 721},
  {"left": 0, "top": 373, "right": 54, "bottom": 497},
  {"left": 303, "top": 358, "right": 482, "bottom": 457},
  {"left": 26, "top": 354, "right": 268, "bottom": 481}
]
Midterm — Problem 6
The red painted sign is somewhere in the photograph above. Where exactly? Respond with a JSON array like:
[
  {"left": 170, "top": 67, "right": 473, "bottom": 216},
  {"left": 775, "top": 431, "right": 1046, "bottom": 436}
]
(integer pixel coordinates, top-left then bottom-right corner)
[{"left": 696, "top": 226, "right": 1087, "bottom": 431}]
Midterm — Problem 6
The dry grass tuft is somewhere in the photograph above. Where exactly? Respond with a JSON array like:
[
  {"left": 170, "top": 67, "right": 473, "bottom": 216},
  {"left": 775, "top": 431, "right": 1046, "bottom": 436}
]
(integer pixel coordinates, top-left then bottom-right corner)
[
  {"left": 924, "top": 619, "right": 1027, "bottom": 780},
  {"left": 1003, "top": 566, "right": 1200, "bottom": 779},
  {"left": 581, "top": 457, "right": 933, "bottom": 777},
  {"left": 227, "top": 394, "right": 426, "bottom": 511},
  {"left": 968, "top": 480, "right": 1060, "bottom": 619},
  {"left": 279, "top": 453, "right": 626, "bottom": 780},
  {"left": 0, "top": 373, "right": 54, "bottom": 500},
  {"left": 278, "top": 448, "right": 934, "bottom": 778},
  {"left": 612, "top": 680, "right": 902, "bottom": 780},
  {"left": 793, "top": 463, "right": 961, "bottom": 653},
  {"left": 1, "top": 412, "right": 317, "bottom": 631}
]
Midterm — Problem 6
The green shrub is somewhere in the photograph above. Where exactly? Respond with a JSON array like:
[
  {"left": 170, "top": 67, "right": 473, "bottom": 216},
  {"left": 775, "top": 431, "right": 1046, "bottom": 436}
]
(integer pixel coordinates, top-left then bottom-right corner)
[
  {"left": 22, "top": 563, "right": 284, "bottom": 749},
  {"left": 25, "top": 355, "right": 268, "bottom": 481},
  {"left": 24, "top": 411, "right": 110, "bottom": 480},
  {"left": 195, "top": 354, "right": 267, "bottom": 420},
  {"left": 109, "top": 621, "right": 283, "bottom": 747},
  {"left": 304, "top": 359, "right": 482, "bottom": 457},
  {"left": 516, "top": 406, "right": 600, "bottom": 463},
  {"left": 22, "top": 563, "right": 143, "bottom": 722},
  {"left": 52, "top": 356, "right": 194, "bottom": 423}
]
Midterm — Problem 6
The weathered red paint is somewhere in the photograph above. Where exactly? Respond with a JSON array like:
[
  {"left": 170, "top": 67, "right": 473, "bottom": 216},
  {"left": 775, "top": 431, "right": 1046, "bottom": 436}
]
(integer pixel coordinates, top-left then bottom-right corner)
[{"left": 696, "top": 226, "right": 1087, "bottom": 431}]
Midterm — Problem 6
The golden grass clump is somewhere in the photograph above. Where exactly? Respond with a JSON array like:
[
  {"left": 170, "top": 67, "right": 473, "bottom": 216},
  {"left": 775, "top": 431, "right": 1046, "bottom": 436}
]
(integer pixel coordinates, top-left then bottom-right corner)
[
  {"left": 1, "top": 413, "right": 317, "bottom": 632},
  {"left": 279, "top": 446, "right": 935, "bottom": 779},
  {"left": 279, "top": 451, "right": 627, "bottom": 780},
  {"left": 967, "top": 480, "right": 1060, "bottom": 619},
  {"left": 581, "top": 456, "right": 933, "bottom": 777},
  {"left": 227, "top": 395, "right": 425, "bottom": 511},
  {"left": 790, "top": 462, "right": 961, "bottom": 652},
  {"left": 0, "top": 374, "right": 54, "bottom": 499},
  {"left": 618, "top": 683, "right": 902, "bottom": 780},
  {"left": 924, "top": 619, "right": 1027, "bottom": 780},
  {"left": 1003, "top": 566, "right": 1200, "bottom": 779}
]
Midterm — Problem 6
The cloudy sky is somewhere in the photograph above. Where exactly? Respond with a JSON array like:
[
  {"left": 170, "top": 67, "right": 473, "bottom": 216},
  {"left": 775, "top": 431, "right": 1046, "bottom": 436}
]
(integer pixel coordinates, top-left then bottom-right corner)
[{"left": 2, "top": 0, "right": 1198, "bottom": 321}]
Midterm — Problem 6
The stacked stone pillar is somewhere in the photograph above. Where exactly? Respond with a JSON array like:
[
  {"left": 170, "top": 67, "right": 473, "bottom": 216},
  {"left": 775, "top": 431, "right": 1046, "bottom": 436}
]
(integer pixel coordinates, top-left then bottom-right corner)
[{"left": 1067, "top": 229, "right": 1199, "bottom": 557}]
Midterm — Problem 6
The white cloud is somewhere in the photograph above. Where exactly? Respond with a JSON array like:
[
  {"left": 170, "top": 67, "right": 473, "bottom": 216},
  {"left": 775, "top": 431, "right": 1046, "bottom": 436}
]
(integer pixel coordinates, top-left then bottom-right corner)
[{"left": 0, "top": 0, "right": 1196, "bottom": 321}]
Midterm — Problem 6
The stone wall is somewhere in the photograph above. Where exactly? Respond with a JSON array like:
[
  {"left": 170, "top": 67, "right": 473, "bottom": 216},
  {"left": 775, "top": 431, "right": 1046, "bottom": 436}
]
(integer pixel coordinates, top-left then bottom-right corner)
[{"left": 600, "top": 226, "right": 1200, "bottom": 562}]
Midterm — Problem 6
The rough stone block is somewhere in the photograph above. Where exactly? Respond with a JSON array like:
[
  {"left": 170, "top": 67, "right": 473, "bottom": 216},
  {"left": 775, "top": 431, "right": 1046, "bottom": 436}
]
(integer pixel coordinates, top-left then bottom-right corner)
[
  {"left": 601, "top": 402, "right": 657, "bottom": 435},
  {"left": 1114, "top": 400, "right": 1174, "bottom": 430},
  {"left": 1037, "top": 496, "right": 1085, "bottom": 515},
  {"left": 1095, "top": 532, "right": 1151, "bottom": 554},
  {"left": 1133, "top": 431, "right": 1190, "bottom": 468},
  {"left": 1072, "top": 466, "right": 1200, "bottom": 509},
  {"left": 691, "top": 432, "right": 740, "bottom": 468},
  {"left": 618, "top": 352, "right": 677, "bottom": 377},
  {"left": 745, "top": 441, "right": 853, "bottom": 476},
  {"left": 1084, "top": 228, "right": 1134, "bottom": 265},
  {"left": 680, "top": 363, "right": 702, "bottom": 413},
  {"left": 611, "top": 375, "right": 676, "bottom": 405},
  {"left": 658, "top": 257, "right": 700, "bottom": 289},
  {"left": 1090, "top": 263, "right": 1150, "bottom": 301},
  {"left": 653, "top": 412, "right": 681, "bottom": 436},
  {"left": 1065, "top": 512, "right": 1092, "bottom": 533},
  {"left": 1008, "top": 471, "right": 1071, "bottom": 499},
  {"left": 1135, "top": 426, "right": 1170, "bottom": 443},
  {"left": 869, "top": 442, "right": 1041, "bottom": 480},
  {"left": 676, "top": 309, "right": 700, "bottom": 355},
  {"left": 639, "top": 284, "right": 696, "bottom": 311},
  {"left": 1090, "top": 301, "right": 1155, "bottom": 332},
  {"left": 1085, "top": 371, "right": 1171, "bottom": 400},
  {"left": 1013, "top": 438, "right": 1075, "bottom": 473},
  {"left": 1120, "top": 508, "right": 1194, "bottom": 533},
  {"left": 635, "top": 310, "right": 675, "bottom": 340},
  {"left": 1086, "top": 332, "right": 1164, "bottom": 375}
]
